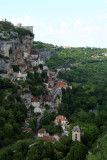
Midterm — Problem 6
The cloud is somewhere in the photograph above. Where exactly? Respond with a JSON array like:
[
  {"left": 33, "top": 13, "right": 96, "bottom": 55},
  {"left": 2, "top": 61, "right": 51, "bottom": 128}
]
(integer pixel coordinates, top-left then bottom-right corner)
[
  {"left": 74, "top": 18, "right": 83, "bottom": 26},
  {"left": 84, "top": 24, "right": 99, "bottom": 32},
  {"left": 98, "top": 13, "right": 107, "bottom": 19},
  {"left": 11, "top": 14, "right": 35, "bottom": 26},
  {"left": 104, "top": 0, "right": 107, "bottom": 3}
]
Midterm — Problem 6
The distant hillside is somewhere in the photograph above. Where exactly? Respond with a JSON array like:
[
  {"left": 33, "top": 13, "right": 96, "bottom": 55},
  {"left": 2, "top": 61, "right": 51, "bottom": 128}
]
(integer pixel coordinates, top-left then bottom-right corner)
[{"left": 46, "top": 47, "right": 107, "bottom": 70}]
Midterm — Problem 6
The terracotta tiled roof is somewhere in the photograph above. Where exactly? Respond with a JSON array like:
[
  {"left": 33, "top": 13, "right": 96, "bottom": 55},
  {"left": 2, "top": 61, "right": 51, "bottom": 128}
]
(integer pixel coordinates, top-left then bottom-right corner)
[
  {"left": 25, "top": 68, "right": 33, "bottom": 72},
  {"left": 48, "top": 78, "right": 53, "bottom": 81},
  {"left": 19, "top": 64, "right": 26, "bottom": 67},
  {"left": 55, "top": 115, "right": 67, "bottom": 122},
  {"left": 44, "top": 98, "right": 51, "bottom": 102},
  {"left": 38, "top": 128, "right": 46, "bottom": 134},
  {"left": 39, "top": 107, "right": 44, "bottom": 109},
  {"left": 42, "top": 135, "right": 56, "bottom": 143},
  {"left": 32, "top": 97, "right": 39, "bottom": 102},
  {"left": 49, "top": 72, "right": 54, "bottom": 76},
  {"left": 48, "top": 84, "right": 53, "bottom": 88},
  {"left": 57, "top": 82, "right": 67, "bottom": 88},
  {"left": 30, "top": 49, "right": 39, "bottom": 55}
]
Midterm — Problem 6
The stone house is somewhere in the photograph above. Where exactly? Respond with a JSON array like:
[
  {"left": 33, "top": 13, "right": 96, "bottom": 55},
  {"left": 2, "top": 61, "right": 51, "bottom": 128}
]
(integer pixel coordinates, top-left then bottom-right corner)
[
  {"left": 30, "top": 57, "right": 44, "bottom": 67},
  {"left": 16, "top": 76, "right": 24, "bottom": 81},
  {"left": 34, "top": 106, "right": 45, "bottom": 114},
  {"left": 48, "top": 84, "right": 53, "bottom": 91},
  {"left": 30, "top": 49, "right": 39, "bottom": 59},
  {"left": 102, "top": 53, "right": 107, "bottom": 56},
  {"left": 56, "top": 81, "right": 67, "bottom": 89},
  {"left": 16, "top": 71, "right": 27, "bottom": 81},
  {"left": 38, "top": 128, "right": 46, "bottom": 138},
  {"left": 31, "top": 60, "right": 39, "bottom": 67},
  {"left": 44, "top": 96, "right": 52, "bottom": 106},
  {"left": 37, "top": 67, "right": 43, "bottom": 74},
  {"left": 38, "top": 57, "right": 44, "bottom": 65},
  {"left": 31, "top": 97, "right": 40, "bottom": 108},
  {"left": 49, "top": 71, "right": 55, "bottom": 78},
  {"left": 48, "top": 78, "right": 54, "bottom": 85},
  {"left": 54, "top": 115, "right": 68, "bottom": 126},
  {"left": 53, "top": 133, "right": 61, "bottom": 141},
  {"left": 19, "top": 64, "right": 27, "bottom": 72},
  {"left": 43, "top": 65, "right": 48, "bottom": 71},
  {"left": 72, "top": 125, "right": 84, "bottom": 142}
]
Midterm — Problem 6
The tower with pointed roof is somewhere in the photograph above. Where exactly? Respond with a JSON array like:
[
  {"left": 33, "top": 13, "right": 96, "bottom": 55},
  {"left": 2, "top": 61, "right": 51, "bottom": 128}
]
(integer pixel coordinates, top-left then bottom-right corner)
[{"left": 72, "top": 125, "right": 84, "bottom": 142}]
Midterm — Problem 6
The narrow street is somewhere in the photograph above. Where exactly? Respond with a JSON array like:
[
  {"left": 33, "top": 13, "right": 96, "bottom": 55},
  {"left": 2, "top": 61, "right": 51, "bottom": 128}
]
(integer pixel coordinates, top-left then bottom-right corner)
[{"left": 34, "top": 114, "right": 43, "bottom": 138}]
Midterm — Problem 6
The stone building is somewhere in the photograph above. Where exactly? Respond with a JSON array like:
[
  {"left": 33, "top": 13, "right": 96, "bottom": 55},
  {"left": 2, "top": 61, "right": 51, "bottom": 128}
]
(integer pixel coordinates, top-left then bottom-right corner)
[
  {"left": 72, "top": 125, "right": 84, "bottom": 142},
  {"left": 38, "top": 128, "right": 46, "bottom": 138},
  {"left": 17, "top": 23, "right": 33, "bottom": 33},
  {"left": 31, "top": 97, "right": 40, "bottom": 108},
  {"left": 54, "top": 115, "right": 68, "bottom": 126}
]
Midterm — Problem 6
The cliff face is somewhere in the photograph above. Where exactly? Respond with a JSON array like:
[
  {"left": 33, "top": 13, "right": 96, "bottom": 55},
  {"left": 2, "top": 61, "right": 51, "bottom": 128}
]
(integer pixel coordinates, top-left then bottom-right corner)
[
  {"left": 39, "top": 50, "right": 56, "bottom": 59},
  {"left": 32, "top": 41, "right": 57, "bottom": 60},
  {"left": 0, "top": 21, "right": 34, "bottom": 74}
]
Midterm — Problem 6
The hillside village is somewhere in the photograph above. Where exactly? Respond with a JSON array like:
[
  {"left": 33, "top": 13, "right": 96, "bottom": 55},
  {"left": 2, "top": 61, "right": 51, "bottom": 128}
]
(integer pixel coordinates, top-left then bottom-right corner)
[
  {"left": 0, "top": 21, "right": 74, "bottom": 143},
  {"left": 0, "top": 46, "right": 72, "bottom": 142},
  {"left": 0, "top": 20, "right": 107, "bottom": 160}
]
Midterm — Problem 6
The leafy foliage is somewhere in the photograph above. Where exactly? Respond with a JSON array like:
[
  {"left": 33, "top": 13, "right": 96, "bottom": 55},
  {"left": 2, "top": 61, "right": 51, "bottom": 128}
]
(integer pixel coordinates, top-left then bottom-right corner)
[
  {"left": 0, "top": 78, "right": 27, "bottom": 148},
  {"left": 16, "top": 27, "right": 34, "bottom": 37},
  {"left": 0, "top": 20, "right": 16, "bottom": 31}
]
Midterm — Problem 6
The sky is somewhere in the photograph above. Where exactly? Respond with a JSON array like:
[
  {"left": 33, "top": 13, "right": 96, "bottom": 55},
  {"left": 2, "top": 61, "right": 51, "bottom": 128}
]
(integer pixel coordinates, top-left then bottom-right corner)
[{"left": 0, "top": 0, "right": 107, "bottom": 48}]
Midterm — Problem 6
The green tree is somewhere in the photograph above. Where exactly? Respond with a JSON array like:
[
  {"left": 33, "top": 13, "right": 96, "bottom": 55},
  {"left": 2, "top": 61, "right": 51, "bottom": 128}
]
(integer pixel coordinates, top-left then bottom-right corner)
[
  {"left": 29, "top": 118, "right": 37, "bottom": 131},
  {"left": 66, "top": 142, "right": 88, "bottom": 160}
]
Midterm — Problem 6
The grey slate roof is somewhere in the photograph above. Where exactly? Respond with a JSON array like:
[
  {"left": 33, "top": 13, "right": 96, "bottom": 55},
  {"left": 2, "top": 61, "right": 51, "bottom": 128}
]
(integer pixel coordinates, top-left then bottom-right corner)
[{"left": 72, "top": 125, "right": 83, "bottom": 132}]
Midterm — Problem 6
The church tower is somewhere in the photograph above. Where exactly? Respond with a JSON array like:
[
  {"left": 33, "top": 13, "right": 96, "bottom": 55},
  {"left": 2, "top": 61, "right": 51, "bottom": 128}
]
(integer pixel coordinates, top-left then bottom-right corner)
[{"left": 72, "top": 125, "right": 84, "bottom": 142}]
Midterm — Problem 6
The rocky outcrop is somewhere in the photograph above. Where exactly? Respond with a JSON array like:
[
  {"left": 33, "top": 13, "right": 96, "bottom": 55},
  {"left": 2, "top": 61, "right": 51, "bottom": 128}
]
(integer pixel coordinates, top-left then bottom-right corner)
[
  {"left": 0, "top": 59, "right": 9, "bottom": 71},
  {"left": 0, "top": 34, "right": 33, "bottom": 73},
  {"left": 39, "top": 50, "right": 56, "bottom": 59}
]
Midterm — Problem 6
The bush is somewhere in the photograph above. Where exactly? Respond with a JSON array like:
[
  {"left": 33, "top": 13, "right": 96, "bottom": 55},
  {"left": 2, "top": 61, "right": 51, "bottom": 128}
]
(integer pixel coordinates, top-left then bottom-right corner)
[{"left": 16, "top": 27, "right": 34, "bottom": 37}]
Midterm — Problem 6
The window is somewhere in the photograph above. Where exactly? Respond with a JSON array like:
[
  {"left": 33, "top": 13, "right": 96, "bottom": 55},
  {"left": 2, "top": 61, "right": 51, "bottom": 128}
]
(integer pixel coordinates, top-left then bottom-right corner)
[{"left": 75, "top": 134, "right": 77, "bottom": 140}]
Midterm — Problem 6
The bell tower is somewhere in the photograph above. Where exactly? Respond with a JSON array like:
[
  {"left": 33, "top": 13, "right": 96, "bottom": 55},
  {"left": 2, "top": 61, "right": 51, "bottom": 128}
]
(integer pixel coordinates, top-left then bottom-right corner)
[{"left": 72, "top": 125, "right": 84, "bottom": 142}]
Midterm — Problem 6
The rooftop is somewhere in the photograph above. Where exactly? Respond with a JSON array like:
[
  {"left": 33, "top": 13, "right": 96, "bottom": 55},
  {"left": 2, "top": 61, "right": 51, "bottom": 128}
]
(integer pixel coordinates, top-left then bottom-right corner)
[
  {"left": 30, "top": 49, "right": 39, "bottom": 55},
  {"left": 72, "top": 125, "right": 83, "bottom": 132},
  {"left": 19, "top": 64, "right": 26, "bottom": 67},
  {"left": 57, "top": 82, "right": 67, "bottom": 88},
  {"left": 42, "top": 135, "right": 56, "bottom": 143},
  {"left": 38, "top": 128, "right": 46, "bottom": 134},
  {"left": 32, "top": 97, "right": 39, "bottom": 102},
  {"left": 48, "top": 78, "right": 53, "bottom": 81},
  {"left": 55, "top": 115, "right": 67, "bottom": 122},
  {"left": 48, "top": 84, "right": 53, "bottom": 88},
  {"left": 25, "top": 68, "right": 33, "bottom": 72}
]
